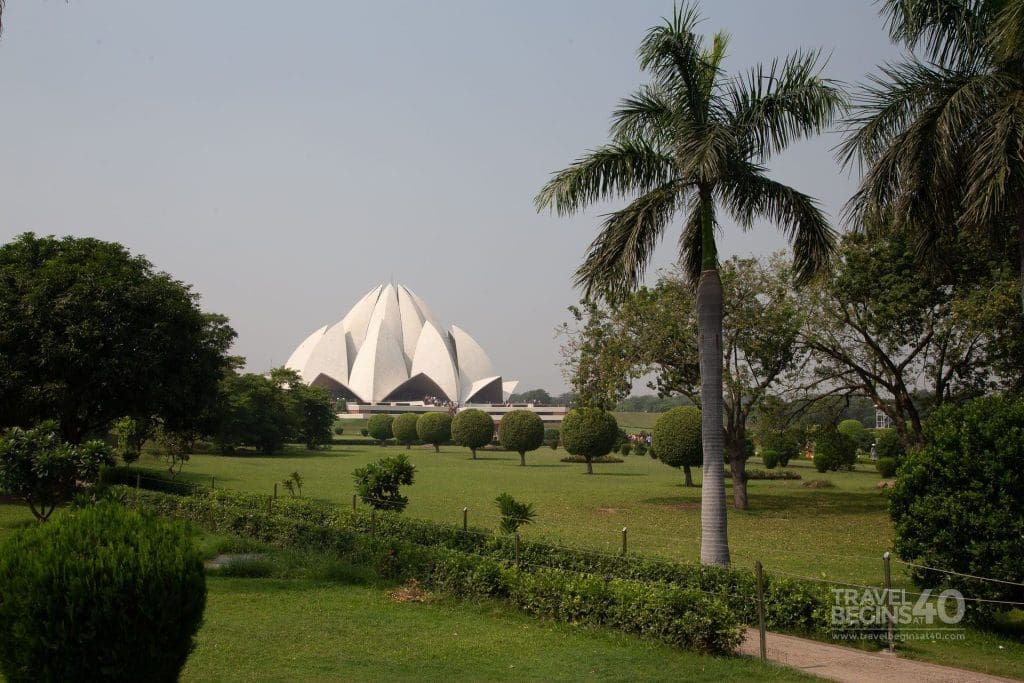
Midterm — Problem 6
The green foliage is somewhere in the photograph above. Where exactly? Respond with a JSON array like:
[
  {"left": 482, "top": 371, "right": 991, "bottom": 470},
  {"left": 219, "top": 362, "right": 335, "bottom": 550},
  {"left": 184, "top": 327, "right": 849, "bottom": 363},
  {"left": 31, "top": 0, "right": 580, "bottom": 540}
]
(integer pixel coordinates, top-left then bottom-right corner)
[
  {"left": 812, "top": 429, "right": 857, "bottom": 473},
  {"left": 760, "top": 449, "right": 780, "bottom": 469},
  {"left": 494, "top": 493, "right": 537, "bottom": 534},
  {"left": 290, "top": 383, "right": 336, "bottom": 450},
  {"left": 890, "top": 395, "right": 1024, "bottom": 621},
  {"left": 0, "top": 233, "right": 235, "bottom": 444},
  {"left": 213, "top": 373, "right": 295, "bottom": 454},
  {"left": 758, "top": 427, "right": 804, "bottom": 467},
  {"left": 333, "top": 425, "right": 345, "bottom": 435},
  {"left": 635, "top": 442, "right": 647, "bottom": 457},
  {"left": 875, "top": 457, "right": 898, "bottom": 478},
  {"left": 416, "top": 413, "right": 452, "bottom": 453},
  {"left": 620, "top": 443, "right": 633, "bottom": 456},
  {"left": 281, "top": 471, "right": 304, "bottom": 497},
  {"left": 838, "top": 419, "right": 871, "bottom": 451},
  {"left": 559, "top": 408, "right": 619, "bottom": 473},
  {"left": 497, "top": 410, "right": 545, "bottom": 466},
  {"left": 360, "top": 429, "right": 369, "bottom": 437},
  {"left": 0, "top": 422, "right": 113, "bottom": 520},
  {"left": 507, "top": 388, "right": 553, "bottom": 404},
  {"left": 367, "top": 414, "right": 395, "bottom": 445},
  {"left": 652, "top": 407, "right": 702, "bottom": 478},
  {"left": 874, "top": 428, "right": 906, "bottom": 461},
  {"left": 450, "top": 409, "right": 494, "bottom": 458},
  {"left": 353, "top": 454, "right": 416, "bottom": 512},
  {"left": 112, "top": 416, "right": 151, "bottom": 464},
  {"left": 0, "top": 502, "right": 205, "bottom": 682},
  {"left": 391, "top": 413, "right": 420, "bottom": 449},
  {"left": 543, "top": 428, "right": 560, "bottom": 449}
]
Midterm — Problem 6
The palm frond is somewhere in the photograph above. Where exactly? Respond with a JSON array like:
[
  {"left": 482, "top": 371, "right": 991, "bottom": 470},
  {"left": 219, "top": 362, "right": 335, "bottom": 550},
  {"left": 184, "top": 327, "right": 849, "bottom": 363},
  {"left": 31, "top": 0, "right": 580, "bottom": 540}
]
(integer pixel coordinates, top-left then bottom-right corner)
[
  {"left": 879, "top": 0, "right": 993, "bottom": 64},
  {"left": 611, "top": 84, "right": 690, "bottom": 144},
  {"left": 673, "top": 122, "right": 738, "bottom": 183},
  {"left": 534, "top": 140, "right": 675, "bottom": 216},
  {"left": 727, "top": 49, "right": 847, "bottom": 160},
  {"left": 573, "top": 182, "right": 686, "bottom": 299},
  {"left": 962, "top": 89, "right": 1024, "bottom": 230},
  {"left": 718, "top": 166, "right": 836, "bottom": 284},
  {"left": 991, "top": 0, "right": 1024, "bottom": 62},
  {"left": 678, "top": 193, "right": 710, "bottom": 284}
]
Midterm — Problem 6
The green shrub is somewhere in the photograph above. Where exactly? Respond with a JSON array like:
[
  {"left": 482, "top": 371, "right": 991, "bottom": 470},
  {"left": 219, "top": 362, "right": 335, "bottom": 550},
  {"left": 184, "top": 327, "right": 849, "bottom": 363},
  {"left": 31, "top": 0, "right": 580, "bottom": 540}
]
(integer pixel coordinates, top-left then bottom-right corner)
[
  {"left": 352, "top": 454, "right": 415, "bottom": 512},
  {"left": 813, "top": 429, "right": 856, "bottom": 472},
  {"left": 757, "top": 427, "right": 804, "bottom": 467},
  {"left": 874, "top": 428, "right": 906, "bottom": 461},
  {"left": 890, "top": 395, "right": 1024, "bottom": 623},
  {"left": 875, "top": 457, "right": 897, "bottom": 478},
  {"left": 333, "top": 425, "right": 345, "bottom": 435},
  {"left": 360, "top": 428, "right": 369, "bottom": 437},
  {"left": 367, "top": 414, "right": 394, "bottom": 445},
  {"left": 0, "top": 422, "right": 113, "bottom": 521},
  {"left": 838, "top": 419, "right": 872, "bottom": 451},
  {"left": 636, "top": 442, "right": 648, "bottom": 457},
  {"left": 391, "top": 413, "right": 420, "bottom": 449},
  {"left": 761, "top": 449, "right": 780, "bottom": 469},
  {"left": 620, "top": 443, "right": 633, "bottom": 456},
  {"left": 495, "top": 493, "right": 537, "bottom": 534},
  {"left": 451, "top": 409, "right": 494, "bottom": 459},
  {"left": 653, "top": 406, "right": 702, "bottom": 486},
  {"left": 0, "top": 502, "right": 205, "bottom": 682},
  {"left": 543, "top": 428, "right": 560, "bottom": 449},
  {"left": 498, "top": 410, "right": 544, "bottom": 466},
  {"left": 560, "top": 407, "right": 619, "bottom": 474},
  {"left": 416, "top": 412, "right": 452, "bottom": 453}
]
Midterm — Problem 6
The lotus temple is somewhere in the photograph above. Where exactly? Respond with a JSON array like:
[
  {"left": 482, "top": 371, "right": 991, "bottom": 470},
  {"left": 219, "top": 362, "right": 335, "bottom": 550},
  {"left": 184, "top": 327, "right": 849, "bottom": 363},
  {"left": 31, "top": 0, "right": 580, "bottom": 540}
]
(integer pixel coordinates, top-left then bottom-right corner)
[{"left": 285, "top": 284, "right": 565, "bottom": 424}]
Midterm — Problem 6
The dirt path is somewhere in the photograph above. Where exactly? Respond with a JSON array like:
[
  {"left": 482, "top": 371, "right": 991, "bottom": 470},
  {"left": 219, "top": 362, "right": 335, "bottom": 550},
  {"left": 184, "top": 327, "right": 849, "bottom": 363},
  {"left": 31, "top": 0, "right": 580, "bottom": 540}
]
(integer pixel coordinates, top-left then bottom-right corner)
[{"left": 737, "top": 628, "right": 1018, "bottom": 682}]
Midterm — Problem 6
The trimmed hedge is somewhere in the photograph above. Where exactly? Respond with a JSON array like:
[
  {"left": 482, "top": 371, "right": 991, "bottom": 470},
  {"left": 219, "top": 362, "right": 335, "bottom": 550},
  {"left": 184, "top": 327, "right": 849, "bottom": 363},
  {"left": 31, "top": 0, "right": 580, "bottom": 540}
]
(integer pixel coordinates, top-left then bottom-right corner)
[
  {"left": 392, "top": 413, "right": 420, "bottom": 449},
  {"left": 416, "top": 413, "right": 452, "bottom": 453},
  {"left": 117, "top": 486, "right": 855, "bottom": 641},
  {"left": 450, "top": 409, "right": 495, "bottom": 459}
]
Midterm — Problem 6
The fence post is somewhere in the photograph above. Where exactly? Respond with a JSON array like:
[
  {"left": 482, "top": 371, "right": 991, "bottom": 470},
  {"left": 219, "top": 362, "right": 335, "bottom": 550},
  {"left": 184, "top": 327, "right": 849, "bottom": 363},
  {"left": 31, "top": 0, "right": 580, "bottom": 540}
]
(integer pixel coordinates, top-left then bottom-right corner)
[
  {"left": 514, "top": 533, "right": 521, "bottom": 566},
  {"left": 211, "top": 476, "right": 215, "bottom": 490},
  {"left": 274, "top": 483, "right": 278, "bottom": 499},
  {"left": 462, "top": 507, "right": 468, "bottom": 531},
  {"left": 621, "top": 527, "right": 628, "bottom": 556},
  {"left": 883, "top": 551, "right": 894, "bottom": 653},
  {"left": 755, "top": 560, "right": 767, "bottom": 663},
  {"left": 370, "top": 510, "right": 376, "bottom": 536},
  {"left": 352, "top": 493, "right": 357, "bottom": 511},
  {"left": 135, "top": 473, "right": 140, "bottom": 491}
]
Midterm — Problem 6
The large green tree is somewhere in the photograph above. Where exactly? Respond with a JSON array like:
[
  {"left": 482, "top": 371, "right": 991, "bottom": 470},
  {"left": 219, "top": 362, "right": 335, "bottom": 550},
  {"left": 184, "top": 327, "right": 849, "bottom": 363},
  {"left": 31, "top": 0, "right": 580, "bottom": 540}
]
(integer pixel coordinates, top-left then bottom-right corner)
[
  {"left": 0, "top": 233, "right": 235, "bottom": 443},
  {"left": 536, "top": 6, "right": 841, "bottom": 564},
  {"left": 841, "top": 0, "right": 1024, "bottom": 312}
]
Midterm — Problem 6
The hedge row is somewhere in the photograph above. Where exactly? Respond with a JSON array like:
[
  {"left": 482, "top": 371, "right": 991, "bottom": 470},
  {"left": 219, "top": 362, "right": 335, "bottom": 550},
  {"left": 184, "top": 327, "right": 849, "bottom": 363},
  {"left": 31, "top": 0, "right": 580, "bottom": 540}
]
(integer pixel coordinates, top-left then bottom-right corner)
[
  {"left": 116, "top": 486, "right": 844, "bottom": 639},
  {"left": 112, "top": 487, "right": 741, "bottom": 653}
]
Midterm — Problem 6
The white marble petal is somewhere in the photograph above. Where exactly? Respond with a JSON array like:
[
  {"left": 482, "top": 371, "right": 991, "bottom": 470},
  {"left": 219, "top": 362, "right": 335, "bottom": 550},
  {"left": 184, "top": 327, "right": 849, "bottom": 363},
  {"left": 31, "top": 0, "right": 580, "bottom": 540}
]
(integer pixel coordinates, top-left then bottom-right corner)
[
  {"left": 450, "top": 325, "right": 497, "bottom": 401},
  {"left": 502, "top": 380, "right": 519, "bottom": 402},
  {"left": 410, "top": 322, "right": 460, "bottom": 402},
  {"left": 347, "top": 285, "right": 409, "bottom": 402},
  {"left": 302, "top": 321, "right": 352, "bottom": 385},
  {"left": 284, "top": 325, "right": 328, "bottom": 383}
]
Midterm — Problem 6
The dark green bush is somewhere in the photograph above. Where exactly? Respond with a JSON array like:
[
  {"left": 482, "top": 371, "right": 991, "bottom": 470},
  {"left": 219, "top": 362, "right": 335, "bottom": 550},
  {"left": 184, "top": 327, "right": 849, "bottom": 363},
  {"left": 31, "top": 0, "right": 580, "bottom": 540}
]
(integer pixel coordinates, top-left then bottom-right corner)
[
  {"left": 391, "top": 413, "right": 420, "bottom": 449},
  {"left": 450, "top": 409, "right": 494, "bottom": 459},
  {"left": 560, "top": 407, "right": 619, "bottom": 474},
  {"left": 653, "top": 406, "right": 701, "bottom": 486},
  {"left": 0, "top": 502, "right": 205, "bottom": 682},
  {"left": 333, "top": 425, "right": 345, "bottom": 435},
  {"left": 352, "top": 454, "right": 415, "bottom": 511},
  {"left": 620, "top": 443, "right": 633, "bottom": 456},
  {"left": 838, "top": 419, "right": 872, "bottom": 452},
  {"left": 416, "top": 412, "right": 452, "bottom": 453},
  {"left": 874, "top": 428, "right": 906, "bottom": 461},
  {"left": 543, "top": 428, "right": 560, "bottom": 449},
  {"left": 813, "top": 429, "right": 856, "bottom": 472},
  {"left": 367, "top": 414, "right": 394, "bottom": 445},
  {"left": 890, "top": 395, "right": 1024, "bottom": 622},
  {"left": 875, "top": 457, "right": 897, "bottom": 478},
  {"left": 761, "top": 449, "right": 780, "bottom": 469},
  {"left": 498, "top": 410, "right": 544, "bottom": 466},
  {"left": 757, "top": 427, "right": 804, "bottom": 467}
]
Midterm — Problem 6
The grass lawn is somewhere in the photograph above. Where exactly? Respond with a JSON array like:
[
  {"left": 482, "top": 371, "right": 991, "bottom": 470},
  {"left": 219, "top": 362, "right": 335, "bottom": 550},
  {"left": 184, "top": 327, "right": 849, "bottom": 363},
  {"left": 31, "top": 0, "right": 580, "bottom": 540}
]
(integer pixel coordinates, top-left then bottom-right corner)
[
  {"left": 610, "top": 411, "right": 660, "bottom": 431},
  {"left": 0, "top": 503, "right": 34, "bottom": 539},
  {"left": 185, "top": 577, "right": 810, "bottom": 682}
]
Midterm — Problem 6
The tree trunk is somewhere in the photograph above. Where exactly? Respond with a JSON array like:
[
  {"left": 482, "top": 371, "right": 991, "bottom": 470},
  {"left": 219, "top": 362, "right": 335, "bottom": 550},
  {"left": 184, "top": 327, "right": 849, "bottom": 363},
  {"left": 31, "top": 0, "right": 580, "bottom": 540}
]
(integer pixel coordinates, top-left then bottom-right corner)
[
  {"left": 697, "top": 268, "right": 730, "bottom": 566},
  {"left": 586, "top": 459, "right": 593, "bottom": 475},
  {"left": 684, "top": 465, "right": 693, "bottom": 487},
  {"left": 471, "top": 448, "right": 477, "bottom": 460},
  {"left": 1019, "top": 223, "right": 1023, "bottom": 315},
  {"left": 519, "top": 451, "right": 526, "bottom": 466},
  {"left": 729, "top": 451, "right": 748, "bottom": 510},
  {"left": 434, "top": 444, "right": 439, "bottom": 453}
]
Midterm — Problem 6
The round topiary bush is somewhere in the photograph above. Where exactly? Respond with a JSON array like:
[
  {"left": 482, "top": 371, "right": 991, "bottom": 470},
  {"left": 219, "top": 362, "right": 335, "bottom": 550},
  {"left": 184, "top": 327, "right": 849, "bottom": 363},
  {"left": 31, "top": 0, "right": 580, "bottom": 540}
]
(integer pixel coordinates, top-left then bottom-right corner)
[
  {"left": 416, "top": 412, "right": 452, "bottom": 453},
  {"left": 498, "top": 409, "right": 544, "bottom": 466},
  {"left": 333, "top": 425, "right": 345, "bottom": 436},
  {"left": 890, "top": 395, "right": 1024, "bottom": 623},
  {"left": 761, "top": 448, "right": 780, "bottom": 469},
  {"left": 875, "top": 457, "right": 897, "bottom": 478},
  {"left": 838, "top": 419, "right": 871, "bottom": 452},
  {"left": 367, "top": 414, "right": 394, "bottom": 445},
  {"left": 620, "top": 443, "right": 632, "bottom": 456},
  {"left": 560, "top": 408, "right": 619, "bottom": 474},
  {"left": 874, "top": 428, "right": 906, "bottom": 461},
  {"left": 813, "top": 429, "right": 857, "bottom": 473},
  {"left": 652, "top": 406, "right": 702, "bottom": 486},
  {"left": 391, "top": 413, "right": 420, "bottom": 449},
  {"left": 0, "top": 502, "right": 206, "bottom": 682},
  {"left": 451, "top": 408, "right": 494, "bottom": 459}
]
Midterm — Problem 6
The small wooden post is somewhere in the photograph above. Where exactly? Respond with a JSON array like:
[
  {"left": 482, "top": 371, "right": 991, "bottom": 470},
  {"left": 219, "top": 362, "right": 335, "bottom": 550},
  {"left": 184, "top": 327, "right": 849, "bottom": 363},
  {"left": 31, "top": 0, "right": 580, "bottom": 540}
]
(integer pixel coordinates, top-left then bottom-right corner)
[
  {"left": 135, "top": 473, "right": 140, "bottom": 490},
  {"left": 884, "top": 551, "right": 894, "bottom": 653},
  {"left": 621, "top": 527, "right": 628, "bottom": 556},
  {"left": 514, "top": 533, "right": 521, "bottom": 566},
  {"left": 267, "top": 496, "right": 273, "bottom": 514},
  {"left": 274, "top": 482, "right": 278, "bottom": 499},
  {"left": 352, "top": 493, "right": 357, "bottom": 511},
  {"left": 755, "top": 560, "right": 767, "bottom": 663},
  {"left": 211, "top": 476, "right": 215, "bottom": 490},
  {"left": 370, "top": 510, "right": 376, "bottom": 536},
  {"left": 462, "top": 507, "right": 468, "bottom": 531}
]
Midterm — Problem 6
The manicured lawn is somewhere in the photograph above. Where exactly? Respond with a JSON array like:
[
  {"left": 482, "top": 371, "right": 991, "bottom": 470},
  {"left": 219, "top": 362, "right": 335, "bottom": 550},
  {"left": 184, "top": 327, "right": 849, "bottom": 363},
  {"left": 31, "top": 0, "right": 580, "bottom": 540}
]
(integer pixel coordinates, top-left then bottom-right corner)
[
  {"left": 610, "top": 411, "right": 661, "bottom": 431},
  {"left": 0, "top": 503, "right": 34, "bottom": 539},
  {"left": 185, "top": 577, "right": 810, "bottom": 682}
]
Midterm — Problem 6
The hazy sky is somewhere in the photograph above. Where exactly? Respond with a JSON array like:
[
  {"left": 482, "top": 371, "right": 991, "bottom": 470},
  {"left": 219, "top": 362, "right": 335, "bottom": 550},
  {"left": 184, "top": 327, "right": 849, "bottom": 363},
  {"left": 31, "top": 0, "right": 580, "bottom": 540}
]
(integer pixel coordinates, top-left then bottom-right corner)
[{"left": 0, "top": 1, "right": 899, "bottom": 392}]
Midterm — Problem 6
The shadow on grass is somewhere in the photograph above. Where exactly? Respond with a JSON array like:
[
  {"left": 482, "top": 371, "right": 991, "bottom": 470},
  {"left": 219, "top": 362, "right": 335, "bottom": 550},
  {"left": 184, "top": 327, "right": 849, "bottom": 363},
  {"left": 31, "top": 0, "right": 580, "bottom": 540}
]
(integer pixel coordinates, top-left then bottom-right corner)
[{"left": 588, "top": 472, "right": 646, "bottom": 477}]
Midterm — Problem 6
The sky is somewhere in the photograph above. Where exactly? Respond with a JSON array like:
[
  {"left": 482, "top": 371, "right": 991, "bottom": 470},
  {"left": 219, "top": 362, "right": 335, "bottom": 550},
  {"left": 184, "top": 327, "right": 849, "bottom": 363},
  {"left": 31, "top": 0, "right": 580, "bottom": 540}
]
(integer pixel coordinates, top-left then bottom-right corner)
[{"left": 0, "top": 1, "right": 900, "bottom": 393}]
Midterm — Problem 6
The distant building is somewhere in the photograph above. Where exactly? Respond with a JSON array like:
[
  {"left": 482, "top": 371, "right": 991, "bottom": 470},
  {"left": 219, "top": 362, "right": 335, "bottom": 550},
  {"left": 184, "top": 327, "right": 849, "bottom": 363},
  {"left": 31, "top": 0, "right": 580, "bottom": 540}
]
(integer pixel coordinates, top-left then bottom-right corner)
[{"left": 875, "top": 407, "right": 894, "bottom": 429}]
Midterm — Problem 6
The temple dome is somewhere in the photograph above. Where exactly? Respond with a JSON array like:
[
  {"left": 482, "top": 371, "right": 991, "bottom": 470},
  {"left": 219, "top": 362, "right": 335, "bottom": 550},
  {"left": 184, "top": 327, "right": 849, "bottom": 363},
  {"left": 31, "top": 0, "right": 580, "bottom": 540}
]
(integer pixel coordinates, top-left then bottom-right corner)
[{"left": 285, "top": 284, "right": 518, "bottom": 404}]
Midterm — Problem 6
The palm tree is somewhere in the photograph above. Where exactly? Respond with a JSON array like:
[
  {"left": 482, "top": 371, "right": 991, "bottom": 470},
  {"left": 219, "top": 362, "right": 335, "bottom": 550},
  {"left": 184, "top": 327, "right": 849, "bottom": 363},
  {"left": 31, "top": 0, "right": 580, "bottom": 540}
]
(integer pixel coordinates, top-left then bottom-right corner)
[
  {"left": 840, "top": 0, "right": 1024, "bottom": 312},
  {"left": 535, "top": 4, "right": 842, "bottom": 566}
]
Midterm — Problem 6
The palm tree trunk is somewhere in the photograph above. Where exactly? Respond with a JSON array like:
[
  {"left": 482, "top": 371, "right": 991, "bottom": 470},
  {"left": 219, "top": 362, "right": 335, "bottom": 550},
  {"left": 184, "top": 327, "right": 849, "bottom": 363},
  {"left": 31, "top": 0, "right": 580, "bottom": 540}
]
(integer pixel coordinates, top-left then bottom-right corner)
[{"left": 697, "top": 268, "right": 730, "bottom": 566}]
